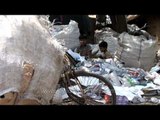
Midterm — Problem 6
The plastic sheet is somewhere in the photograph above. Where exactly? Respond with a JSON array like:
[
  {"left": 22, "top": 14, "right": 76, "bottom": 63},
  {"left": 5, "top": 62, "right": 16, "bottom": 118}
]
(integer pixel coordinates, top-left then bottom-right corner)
[{"left": 0, "top": 15, "right": 64, "bottom": 104}]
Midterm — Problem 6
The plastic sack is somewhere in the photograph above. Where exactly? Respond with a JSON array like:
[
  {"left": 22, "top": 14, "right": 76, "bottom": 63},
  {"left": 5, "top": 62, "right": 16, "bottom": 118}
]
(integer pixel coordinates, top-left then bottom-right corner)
[
  {"left": 115, "top": 32, "right": 158, "bottom": 71},
  {"left": 0, "top": 15, "right": 64, "bottom": 104},
  {"left": 50, "top": 20, "right": 80, "bottom": 50}
]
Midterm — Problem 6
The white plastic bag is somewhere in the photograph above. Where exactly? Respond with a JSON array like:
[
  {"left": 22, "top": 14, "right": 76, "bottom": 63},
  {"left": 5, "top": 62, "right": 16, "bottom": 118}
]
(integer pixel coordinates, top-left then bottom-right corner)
[
  {"left": 115, "top": 32, "right": 158, "bottom": 71},
  {"left": 0, "top": 15, "right": 64, "bottom": 104},
  {"left": 50, "top": 20, "right": 80, "bottom": 50}
]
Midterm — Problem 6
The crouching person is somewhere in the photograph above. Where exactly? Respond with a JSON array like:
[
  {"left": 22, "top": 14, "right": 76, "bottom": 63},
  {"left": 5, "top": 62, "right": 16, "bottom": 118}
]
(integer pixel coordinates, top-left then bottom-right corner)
[
  {"left": 74, "top": 34, "right": 92, "bottom": 59},
  {"left": 92, "top": 41, "right": 113, "bottom": 59}
]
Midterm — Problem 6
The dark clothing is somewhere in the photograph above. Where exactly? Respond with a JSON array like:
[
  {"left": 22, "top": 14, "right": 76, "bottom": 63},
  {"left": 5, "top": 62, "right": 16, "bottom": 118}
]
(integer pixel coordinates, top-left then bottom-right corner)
[
  {"left": 109, "top": 15, "right": 128, "bottom": 33},
  {"left": 96, "top": 15, "right": 106, "bottom": 23},
  {"left": 68, "top": 15, "right": 91, "bottom": 36},
  {"left": 95, "top": 15, "right": 128, "bottom": 33}
]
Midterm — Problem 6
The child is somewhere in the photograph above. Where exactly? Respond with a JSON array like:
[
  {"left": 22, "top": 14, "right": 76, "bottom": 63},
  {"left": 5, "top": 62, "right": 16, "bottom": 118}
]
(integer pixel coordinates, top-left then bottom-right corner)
[
  {"left": 74, "top": 34, "right": 92, "bottom": 58},
  {"left": 92, "top": 41, "right": 112, "bottom": 59}
]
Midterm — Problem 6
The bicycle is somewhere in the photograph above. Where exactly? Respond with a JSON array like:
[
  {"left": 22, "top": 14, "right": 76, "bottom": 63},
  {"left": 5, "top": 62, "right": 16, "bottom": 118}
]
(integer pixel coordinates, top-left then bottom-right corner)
[{"left": 58, "top": 50, "right": 116, "bottom": 105}]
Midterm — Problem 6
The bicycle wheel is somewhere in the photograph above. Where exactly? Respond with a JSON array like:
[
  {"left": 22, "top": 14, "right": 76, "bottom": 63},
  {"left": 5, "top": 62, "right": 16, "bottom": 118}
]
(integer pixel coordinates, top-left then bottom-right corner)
[{"left": 62, "top": 70, "right": 116, "bottom": 105}]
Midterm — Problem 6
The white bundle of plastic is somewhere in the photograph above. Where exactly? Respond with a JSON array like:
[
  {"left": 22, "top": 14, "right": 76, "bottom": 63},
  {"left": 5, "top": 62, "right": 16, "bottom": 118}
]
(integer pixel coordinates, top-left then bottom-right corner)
[
  {"left": 115, "top": 32, "right": 158, "bottom": 71},
  {"left": 50, "top": 20, "right": 80, "bottom": 50},
  {"left": 0, "top": 15, "right": 64, "bottom": 104}
]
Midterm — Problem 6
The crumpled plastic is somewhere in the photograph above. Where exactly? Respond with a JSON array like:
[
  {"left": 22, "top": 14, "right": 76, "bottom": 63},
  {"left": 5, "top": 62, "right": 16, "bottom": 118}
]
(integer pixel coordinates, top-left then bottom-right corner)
[{"left": 0, "top": 15, "right": 64, "bottom": 104}]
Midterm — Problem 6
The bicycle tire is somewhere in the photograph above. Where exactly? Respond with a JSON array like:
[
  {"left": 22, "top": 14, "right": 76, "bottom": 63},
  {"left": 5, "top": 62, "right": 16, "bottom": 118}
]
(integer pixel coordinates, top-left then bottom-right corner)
[{"left": 62, "top": 70, "right": 116, "bottom": 105}]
